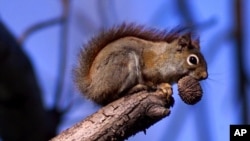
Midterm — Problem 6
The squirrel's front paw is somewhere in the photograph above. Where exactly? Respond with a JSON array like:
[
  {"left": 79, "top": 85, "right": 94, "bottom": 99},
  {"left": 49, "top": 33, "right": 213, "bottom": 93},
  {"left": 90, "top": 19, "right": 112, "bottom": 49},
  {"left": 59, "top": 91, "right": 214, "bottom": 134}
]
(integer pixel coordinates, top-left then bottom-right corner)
[
  {"left": 157, "top": 83, "right": 173, "bottom": 96},
  {"left": 156, "top": 83, "right": 174, "bottom": 107}
]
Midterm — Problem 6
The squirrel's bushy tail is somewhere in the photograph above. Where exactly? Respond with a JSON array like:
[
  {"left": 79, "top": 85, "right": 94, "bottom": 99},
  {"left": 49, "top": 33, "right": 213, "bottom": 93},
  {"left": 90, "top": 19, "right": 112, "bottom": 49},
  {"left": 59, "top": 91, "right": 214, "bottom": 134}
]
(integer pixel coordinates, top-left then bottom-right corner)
[{"left": 73, "top": 36, "right": 104, "bottom": 95}]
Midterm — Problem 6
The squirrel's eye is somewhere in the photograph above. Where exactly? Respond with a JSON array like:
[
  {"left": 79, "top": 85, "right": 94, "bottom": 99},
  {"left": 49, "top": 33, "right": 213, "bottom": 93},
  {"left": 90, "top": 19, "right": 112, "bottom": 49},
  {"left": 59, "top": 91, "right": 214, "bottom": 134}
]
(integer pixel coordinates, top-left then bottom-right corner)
[{"left": 187, "top": 54, "right": 199, "bottom": 65}]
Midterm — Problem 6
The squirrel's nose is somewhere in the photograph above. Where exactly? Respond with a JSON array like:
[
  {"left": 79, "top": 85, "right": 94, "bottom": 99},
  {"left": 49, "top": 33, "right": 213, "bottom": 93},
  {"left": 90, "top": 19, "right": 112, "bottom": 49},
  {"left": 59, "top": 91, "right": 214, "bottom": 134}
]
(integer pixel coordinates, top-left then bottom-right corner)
[{"left": 200, "top": 71, "right": 208, "bottom": 80}]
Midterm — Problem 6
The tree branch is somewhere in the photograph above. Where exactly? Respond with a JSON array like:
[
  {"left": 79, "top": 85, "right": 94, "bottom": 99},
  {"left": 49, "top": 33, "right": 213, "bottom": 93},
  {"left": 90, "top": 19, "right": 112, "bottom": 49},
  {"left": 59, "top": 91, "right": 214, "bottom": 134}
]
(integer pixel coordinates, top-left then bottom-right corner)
[{"left": 50, "top": 90, "right": 174, "bottom": 141}]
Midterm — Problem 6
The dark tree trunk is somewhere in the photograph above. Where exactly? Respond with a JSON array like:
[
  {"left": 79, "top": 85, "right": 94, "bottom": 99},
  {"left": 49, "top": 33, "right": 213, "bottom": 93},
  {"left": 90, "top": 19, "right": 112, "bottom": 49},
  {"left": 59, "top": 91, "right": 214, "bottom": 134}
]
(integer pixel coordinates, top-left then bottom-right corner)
[{"left": 0, "top": 22, "right": 56, "bottom": 141}]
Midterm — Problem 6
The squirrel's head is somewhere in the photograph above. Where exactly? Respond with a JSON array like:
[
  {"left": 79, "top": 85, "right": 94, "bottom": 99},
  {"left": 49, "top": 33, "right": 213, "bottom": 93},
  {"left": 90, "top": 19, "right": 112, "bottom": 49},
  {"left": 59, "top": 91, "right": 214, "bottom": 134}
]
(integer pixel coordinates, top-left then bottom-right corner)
[{"left": 174, "top": 34, "right": 208, "bottom": 81}]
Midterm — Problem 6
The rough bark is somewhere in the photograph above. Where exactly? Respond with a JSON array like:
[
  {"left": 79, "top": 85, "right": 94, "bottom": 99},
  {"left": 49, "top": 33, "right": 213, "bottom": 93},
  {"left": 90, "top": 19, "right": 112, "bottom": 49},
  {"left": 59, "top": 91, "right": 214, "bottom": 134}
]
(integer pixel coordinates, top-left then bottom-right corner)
[{"left": 51, "top": 90, "right": 174, "bottom": 141}]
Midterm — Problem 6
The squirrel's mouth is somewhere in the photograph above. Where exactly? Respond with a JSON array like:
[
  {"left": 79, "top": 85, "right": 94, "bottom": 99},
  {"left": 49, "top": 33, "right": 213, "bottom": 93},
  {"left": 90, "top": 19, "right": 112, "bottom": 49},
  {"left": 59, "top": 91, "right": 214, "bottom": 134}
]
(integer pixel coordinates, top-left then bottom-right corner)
[
  {"left": 188, "top": 71, "right": 208, "bottom": 81},
  {"left": 182, "top": 69, "right": 208, "bottom": 82}
]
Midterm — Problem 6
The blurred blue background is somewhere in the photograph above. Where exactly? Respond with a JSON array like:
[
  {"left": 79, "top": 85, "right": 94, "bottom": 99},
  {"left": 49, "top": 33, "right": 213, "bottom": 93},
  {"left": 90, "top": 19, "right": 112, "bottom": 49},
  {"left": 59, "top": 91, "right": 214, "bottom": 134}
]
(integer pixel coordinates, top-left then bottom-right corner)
[{"left": 0, "top": 0, "right": 249, "bottom": 141}]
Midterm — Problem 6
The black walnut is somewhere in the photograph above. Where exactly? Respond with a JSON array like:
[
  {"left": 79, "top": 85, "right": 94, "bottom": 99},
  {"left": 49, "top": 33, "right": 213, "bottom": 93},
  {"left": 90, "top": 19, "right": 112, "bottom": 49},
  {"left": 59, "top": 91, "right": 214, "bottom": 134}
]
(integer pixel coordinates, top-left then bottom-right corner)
[{"left": 177, "top": 76, "right": 202, "bottom": 105}]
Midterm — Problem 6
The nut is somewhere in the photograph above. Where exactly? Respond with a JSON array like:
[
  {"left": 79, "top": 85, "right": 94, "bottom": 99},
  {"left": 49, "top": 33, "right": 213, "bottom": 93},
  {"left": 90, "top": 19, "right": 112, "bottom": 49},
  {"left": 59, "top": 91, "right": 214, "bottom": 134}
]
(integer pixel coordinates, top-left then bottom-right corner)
[{"left": 177, "top": 76, "right": 202, "bottom": 105}]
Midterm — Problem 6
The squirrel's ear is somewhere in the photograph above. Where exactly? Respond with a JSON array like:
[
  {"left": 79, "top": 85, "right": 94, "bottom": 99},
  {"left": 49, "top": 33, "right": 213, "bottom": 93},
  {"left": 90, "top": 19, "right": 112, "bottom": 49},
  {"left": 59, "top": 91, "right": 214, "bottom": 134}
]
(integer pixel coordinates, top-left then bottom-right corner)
[{"left": 177, "top": 34, "right": 191, "bottom": 51}]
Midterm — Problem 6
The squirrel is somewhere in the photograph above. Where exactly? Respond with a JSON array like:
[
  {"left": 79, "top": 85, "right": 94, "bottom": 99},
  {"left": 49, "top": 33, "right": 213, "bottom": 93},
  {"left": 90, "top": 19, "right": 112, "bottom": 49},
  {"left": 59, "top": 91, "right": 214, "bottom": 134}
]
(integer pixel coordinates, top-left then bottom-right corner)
[{"left": 74, "top": 23, "right": 208, "bottom": 106}]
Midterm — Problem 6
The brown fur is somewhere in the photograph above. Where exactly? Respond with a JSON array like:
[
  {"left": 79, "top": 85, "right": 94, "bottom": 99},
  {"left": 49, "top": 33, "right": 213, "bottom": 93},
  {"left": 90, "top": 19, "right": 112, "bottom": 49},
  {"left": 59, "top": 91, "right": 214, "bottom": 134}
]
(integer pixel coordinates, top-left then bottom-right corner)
[{"left": 74, "top": 23, "right": 204, "bottom": 105}]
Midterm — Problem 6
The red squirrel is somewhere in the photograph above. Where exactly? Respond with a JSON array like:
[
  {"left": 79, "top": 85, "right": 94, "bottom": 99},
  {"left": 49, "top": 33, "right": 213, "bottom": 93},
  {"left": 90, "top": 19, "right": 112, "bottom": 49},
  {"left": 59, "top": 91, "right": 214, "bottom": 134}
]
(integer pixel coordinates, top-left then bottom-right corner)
[{"left": 74, "top": 23, "right": 208, "bottom": 105}]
